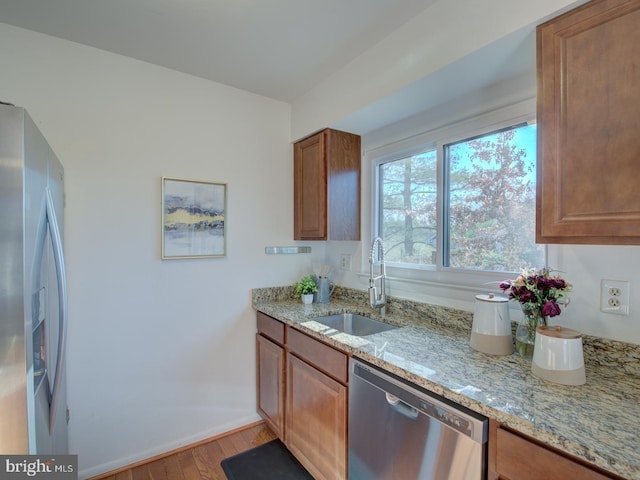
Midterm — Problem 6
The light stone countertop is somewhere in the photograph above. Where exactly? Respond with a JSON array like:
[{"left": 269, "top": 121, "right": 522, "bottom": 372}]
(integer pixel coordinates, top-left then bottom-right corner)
[{"left": 252, "top": 286, "right": 640, "bottom": 480}]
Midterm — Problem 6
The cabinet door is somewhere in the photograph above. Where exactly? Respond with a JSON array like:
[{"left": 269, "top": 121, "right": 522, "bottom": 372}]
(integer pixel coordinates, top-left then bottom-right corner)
[
  {"left": 256, "top": 334, "right": 285, "bottom": 438},
  {"left": 294, "top": 131, "right": 327, "bottom": 240},
  {"left": 293, "top": 128, "right": 361, "bottom": 241},
  {"left": 286, "top": 353, "right": 347, "bottom": 480},
  {"left": 537, "top": 0, "right": 640, "bottom": 244},
  {"left": 489, "top": 420, "right": 619, "bottom": 480},
  {"left": 325, "top": 129, "right": 361, "bottom": 241}
]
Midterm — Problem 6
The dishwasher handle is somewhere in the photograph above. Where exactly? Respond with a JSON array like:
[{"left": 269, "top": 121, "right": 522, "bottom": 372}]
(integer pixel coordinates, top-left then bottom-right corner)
[{"left": 386, "top": 393, "right": 419, "bottom": 420}]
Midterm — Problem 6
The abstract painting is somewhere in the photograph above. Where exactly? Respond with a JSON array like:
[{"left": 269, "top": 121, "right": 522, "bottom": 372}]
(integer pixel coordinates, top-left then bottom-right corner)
[{"left": 162, "top": 177, "right": 226, "bottom": 259}]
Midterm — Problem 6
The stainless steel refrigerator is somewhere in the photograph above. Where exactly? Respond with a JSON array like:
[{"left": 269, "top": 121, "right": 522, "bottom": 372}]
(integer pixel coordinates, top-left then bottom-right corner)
[{"left": 0, "top": 103, "right": 69, "bottom": 454}]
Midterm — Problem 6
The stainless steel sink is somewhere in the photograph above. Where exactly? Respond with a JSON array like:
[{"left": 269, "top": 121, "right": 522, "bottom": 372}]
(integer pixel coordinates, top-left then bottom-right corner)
[{"left": 312, "top": 313, "right": 396, "bottom": 336}]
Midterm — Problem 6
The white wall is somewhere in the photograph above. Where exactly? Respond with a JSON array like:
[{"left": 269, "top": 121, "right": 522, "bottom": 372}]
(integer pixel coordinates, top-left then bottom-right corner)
[
  {"left": 0, "top": 23, "right": 324, "bottom": 477},
  {"left": 291, "top": 0, "right": 585, "bottom": 140}
]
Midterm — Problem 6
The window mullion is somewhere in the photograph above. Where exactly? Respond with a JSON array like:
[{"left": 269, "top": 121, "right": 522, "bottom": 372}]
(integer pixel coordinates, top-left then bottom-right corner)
[{"left": 437, "top": 142, "right": 447, "bottom": 270}]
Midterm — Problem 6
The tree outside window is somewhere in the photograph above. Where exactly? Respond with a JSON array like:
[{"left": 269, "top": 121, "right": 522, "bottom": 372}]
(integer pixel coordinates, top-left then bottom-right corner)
[
  {"left": 445, "top": 124, "right": 543, "bottom": 272},
  {"left": 380, "top": 150, "right": 437, "bottom": 266},
  {"left": 377, "top": 123, "right": 543, "bottom": 273}
]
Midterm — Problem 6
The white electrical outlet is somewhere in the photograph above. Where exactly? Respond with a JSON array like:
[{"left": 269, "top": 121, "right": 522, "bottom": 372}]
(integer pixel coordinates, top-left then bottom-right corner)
[
  {"left": 340, "top": 254, "right": 352, "bottom": 271},
  {"left": 600, "top": 279, "right": 630, "bottom": 315}
]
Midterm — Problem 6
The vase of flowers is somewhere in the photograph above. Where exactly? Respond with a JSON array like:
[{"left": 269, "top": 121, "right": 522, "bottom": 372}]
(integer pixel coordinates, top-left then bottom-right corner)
[{"left": 499, "top": 267, "right": 571, "bottom": 360}]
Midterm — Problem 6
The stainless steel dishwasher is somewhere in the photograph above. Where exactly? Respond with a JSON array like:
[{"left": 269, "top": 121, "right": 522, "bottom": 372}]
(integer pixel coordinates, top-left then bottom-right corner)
[{"left": 349, "top": 359, "right": 488, "bottom": 480}]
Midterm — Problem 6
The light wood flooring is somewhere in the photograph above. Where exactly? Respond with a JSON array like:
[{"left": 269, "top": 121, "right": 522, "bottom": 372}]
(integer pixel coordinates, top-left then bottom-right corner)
[{"left": 92, "top": 421, "right": 277, "bottom": 480}]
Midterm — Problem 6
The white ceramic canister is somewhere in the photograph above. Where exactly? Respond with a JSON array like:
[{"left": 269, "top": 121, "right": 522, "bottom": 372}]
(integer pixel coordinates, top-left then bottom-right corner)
[
  {"left": 470, "top": 293, "right": 513, "bottom": 356},
  {"left": 532, "top": 325, "right": 586, "bottom": 385}
]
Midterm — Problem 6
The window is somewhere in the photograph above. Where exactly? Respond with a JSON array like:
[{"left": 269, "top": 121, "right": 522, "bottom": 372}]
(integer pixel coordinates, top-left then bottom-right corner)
[
  {"left": 444, "top": 124, "right": 543, "bottom": 271},
  {"left": 374, "top": 117, "right": 543, "bottom": 274},
  {"left": 379, "top": 150, "right": 437, "bottom": 267}
]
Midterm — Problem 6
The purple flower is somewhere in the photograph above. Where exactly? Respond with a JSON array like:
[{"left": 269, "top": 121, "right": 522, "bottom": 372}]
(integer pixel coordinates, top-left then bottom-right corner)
[
  {"left": 500, "top": 268, "right": 571, "bottom": 320},
  {"left": 551, "top": 278, "right": 566, "bottom": 289},
  {"left": 536, "top": 277, "right": 553, "bottom": 291},
  {"left": 542, "top": 301, "right": 562, "bottom": 317},
  {"left": 514, "top": 287, "right": 535, "bottom": 303}
]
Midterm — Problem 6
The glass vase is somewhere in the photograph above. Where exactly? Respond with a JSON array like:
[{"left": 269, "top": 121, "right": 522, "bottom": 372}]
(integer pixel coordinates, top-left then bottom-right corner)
[{"left": 515, "top": 308, "right": 547, "bottom": 361}]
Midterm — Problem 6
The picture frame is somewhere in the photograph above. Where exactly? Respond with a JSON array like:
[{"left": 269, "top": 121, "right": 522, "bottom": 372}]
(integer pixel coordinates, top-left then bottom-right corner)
[{"left": 161, "top": 177, "right": 227, "bottom": 259}]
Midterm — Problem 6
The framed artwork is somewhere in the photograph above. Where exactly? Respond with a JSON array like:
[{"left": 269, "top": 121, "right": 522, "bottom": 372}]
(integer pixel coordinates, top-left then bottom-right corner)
[{"left": 162, "top": 177, "right": 227, "bottom": 259}]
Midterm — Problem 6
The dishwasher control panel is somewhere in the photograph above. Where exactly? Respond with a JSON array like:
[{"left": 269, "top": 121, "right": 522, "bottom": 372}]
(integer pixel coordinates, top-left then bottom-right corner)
[{"left": 418, "top": 399, "right": 472, "bottom": 436}]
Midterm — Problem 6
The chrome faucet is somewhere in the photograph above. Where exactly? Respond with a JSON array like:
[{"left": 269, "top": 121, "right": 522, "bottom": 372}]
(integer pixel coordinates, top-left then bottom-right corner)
[{"left": 369, "top": 237, "right": 387, "bottom": 315}]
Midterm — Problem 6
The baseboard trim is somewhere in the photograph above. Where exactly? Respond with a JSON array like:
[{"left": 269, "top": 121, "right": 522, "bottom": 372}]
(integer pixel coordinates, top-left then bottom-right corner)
[{"left": 88, "top": 419, "right": 267, "bottom": 480}]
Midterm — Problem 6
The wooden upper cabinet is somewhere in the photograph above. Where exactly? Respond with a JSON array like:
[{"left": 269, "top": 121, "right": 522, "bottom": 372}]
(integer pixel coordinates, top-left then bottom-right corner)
[
  {"left": 536, "top": 0, "right": 640, "bottom": 244},
  {"left": 294, "top": 128, "right": 361, "bottom": 240}
]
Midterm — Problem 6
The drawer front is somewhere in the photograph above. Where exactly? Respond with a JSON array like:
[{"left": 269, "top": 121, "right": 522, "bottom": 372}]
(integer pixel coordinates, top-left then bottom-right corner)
[
  {"left": 257, "top": 311, "right": 285, "bottom": 345},
  {"left": 287, "top": 327, "right": 348, "bottom": 384},
  {"left": 496, "top": 427, "right": 614, "bottom": 480}
]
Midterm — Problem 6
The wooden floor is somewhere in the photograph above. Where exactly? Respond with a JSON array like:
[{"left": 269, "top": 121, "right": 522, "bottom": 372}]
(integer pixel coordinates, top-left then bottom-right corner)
[{"left": 93, "top": 422, "right": 277, "bottom": 480}]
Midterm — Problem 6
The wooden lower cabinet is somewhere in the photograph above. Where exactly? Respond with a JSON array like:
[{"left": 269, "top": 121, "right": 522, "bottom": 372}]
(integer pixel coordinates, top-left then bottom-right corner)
[
  {"left": 286, "top": 353, "right": 347, "bottom": 480},
  {"left": 257, "top": 312, "right": 623, "bottom": 480},
  {"left": 256, "top": 311, "right": 348, "bottom": 480},
  {"left": 488, "top": 420, "right": 622, "bottom": 480},
  {"left": 256, "top": 334, "right": 285, "bottom": 439}
]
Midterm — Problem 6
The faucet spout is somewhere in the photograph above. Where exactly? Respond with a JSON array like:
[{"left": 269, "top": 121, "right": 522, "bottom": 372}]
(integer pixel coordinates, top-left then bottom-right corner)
[{"left": 369, "top": 237, "right": 387, "bottom": 315}]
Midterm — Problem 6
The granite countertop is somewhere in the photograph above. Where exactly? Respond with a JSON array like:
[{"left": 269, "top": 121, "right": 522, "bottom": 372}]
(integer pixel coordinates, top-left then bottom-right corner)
[{"left": 252, "top": 286, "right": 640, "bottom": 480}]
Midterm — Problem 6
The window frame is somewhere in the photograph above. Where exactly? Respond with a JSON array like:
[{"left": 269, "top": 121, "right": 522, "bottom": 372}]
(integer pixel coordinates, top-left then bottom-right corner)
[{"left": 369, "top": 99, "right": 540, "bottom": 288}]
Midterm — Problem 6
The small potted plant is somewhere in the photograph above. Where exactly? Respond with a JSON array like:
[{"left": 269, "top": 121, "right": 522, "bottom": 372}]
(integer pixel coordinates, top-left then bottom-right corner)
[{"left": 293, "top": 274, "right": 318, "bottom": 305}]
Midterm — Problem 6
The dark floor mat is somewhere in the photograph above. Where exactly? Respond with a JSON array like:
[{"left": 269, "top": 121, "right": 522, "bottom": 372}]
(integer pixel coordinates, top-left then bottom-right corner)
[{"left": 221, "top": 439, "right": 314, "bottom": 480}]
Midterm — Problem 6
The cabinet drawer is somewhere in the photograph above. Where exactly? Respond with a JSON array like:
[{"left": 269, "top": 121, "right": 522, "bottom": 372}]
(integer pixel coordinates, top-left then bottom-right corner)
[
  {"left": 257, "top": 311, "right": 285, "bottom": 345},
  {"left": 495, "top": 427, "right": 615, "bottom": 480},
  {"left": 287, "top": 327, "right": 348, "bottom": 384}
]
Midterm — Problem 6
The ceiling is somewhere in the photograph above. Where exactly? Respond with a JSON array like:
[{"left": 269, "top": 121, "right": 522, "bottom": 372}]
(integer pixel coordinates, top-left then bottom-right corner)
[{"left": 0, "top": 0, "right": 437, "bottom": 102}]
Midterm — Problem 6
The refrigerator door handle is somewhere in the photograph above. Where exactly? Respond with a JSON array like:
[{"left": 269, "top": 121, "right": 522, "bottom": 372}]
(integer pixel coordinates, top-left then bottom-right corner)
[{"left": 45, "top": 187, "right": 68, "bottom": 432}]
